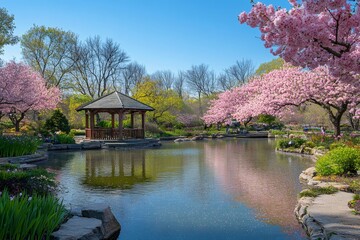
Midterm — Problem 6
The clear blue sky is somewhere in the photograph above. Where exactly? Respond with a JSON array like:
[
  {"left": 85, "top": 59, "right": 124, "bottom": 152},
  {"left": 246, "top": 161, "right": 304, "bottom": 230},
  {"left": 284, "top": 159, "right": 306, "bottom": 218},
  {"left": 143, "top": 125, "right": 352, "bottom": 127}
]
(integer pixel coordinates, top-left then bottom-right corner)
[{"left": 1, "top": 0, "right": 291, "bottom": 75}]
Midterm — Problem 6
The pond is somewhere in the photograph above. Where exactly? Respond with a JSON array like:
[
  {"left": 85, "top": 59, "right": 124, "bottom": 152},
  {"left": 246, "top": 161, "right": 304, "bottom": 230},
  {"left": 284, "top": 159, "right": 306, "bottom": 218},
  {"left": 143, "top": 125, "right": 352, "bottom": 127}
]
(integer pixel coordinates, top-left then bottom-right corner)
[{"left": 39, "top": 138, "right": 313, "bottom": 240}]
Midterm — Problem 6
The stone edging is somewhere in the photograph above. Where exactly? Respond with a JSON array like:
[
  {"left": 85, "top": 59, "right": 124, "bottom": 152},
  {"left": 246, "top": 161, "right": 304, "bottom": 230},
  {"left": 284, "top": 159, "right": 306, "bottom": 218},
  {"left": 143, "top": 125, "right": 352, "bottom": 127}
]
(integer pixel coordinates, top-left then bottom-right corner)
[
  {"left": 294, "top": 197, "right": 327, "bottom": 240},
  {"left": 295, "top": 167, "right": 352, "bottom": 240},
  {"left": 0, "top": 152, "right": 47, "bottom": 164},
  {"left": 43, "top": 141, "right": 102, "bottom": 151}
]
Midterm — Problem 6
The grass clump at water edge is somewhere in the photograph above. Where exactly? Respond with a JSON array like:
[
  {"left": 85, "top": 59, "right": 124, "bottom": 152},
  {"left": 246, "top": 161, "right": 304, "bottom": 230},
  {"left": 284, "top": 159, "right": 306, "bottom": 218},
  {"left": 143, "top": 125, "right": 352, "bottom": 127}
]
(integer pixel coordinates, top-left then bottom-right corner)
[
  {"left": 0, "top": 190, "right": 68, "bottom": 240},
  {"left": 0, "top": 135, "right": 40, "bottom": 158},
  {"left": 299, "top": 186, "right": 338, "bottom": 198}
]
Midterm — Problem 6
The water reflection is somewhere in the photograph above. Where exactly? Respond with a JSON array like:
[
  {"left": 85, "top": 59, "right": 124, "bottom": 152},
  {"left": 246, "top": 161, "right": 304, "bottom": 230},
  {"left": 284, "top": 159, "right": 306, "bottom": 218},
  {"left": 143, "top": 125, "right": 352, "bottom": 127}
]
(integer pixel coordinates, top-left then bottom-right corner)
[
  {"left": 84, "top": 150, "right": 151, "bottom": 189},
  {"left": 40, "top": 140, "right": 312, "bottom": 240},
  {"left": 204, "top": 139, "right": 312, "bottom": 231}
]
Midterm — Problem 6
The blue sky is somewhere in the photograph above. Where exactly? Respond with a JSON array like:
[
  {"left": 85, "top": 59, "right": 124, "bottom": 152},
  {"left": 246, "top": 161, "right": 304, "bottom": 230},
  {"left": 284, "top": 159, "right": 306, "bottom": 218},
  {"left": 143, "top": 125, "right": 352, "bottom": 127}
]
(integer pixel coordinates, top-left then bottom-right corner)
[{"left": 1, "top": 0, "right": 291, "bottom": 74}]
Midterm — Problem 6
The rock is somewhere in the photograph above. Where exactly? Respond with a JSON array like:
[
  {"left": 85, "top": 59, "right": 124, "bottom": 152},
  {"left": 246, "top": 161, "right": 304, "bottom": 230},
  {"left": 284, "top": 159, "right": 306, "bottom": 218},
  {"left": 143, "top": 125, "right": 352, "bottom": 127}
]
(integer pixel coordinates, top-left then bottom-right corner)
[
  {"left": 308, "top": 179, "right": 321, "bottom": 186},
  {"left": 67, "top": 144, "right": 82, "bottom": 150},
  {"left": 304, "top": 167, "right": 316, "bottom": 177},
  {"left": 316, "top": 182, "right": 350, "bottom": 191},
  {"left": 174, "top": 138, "right": 191, "bottom": 143},
  {"left": 82, "top": 142, "right": 102, "bottom": 149},
  {"left": 300, "top": 167, "right": 317, "bottom": 183},
  {"left": 51, "top": 216, "right": 103, "bottom": 240},
  {"left": 19, "top": 164, "right": 37, "bottom": 170},
  {"left": 48, "top": 144, "right": 68, "bottom": 151},
  {"left": 191, "top": 136, "right": 203, "bottom": 141},
  {"left": 81, "top": 204, "right": 121, "bottom": 240}
]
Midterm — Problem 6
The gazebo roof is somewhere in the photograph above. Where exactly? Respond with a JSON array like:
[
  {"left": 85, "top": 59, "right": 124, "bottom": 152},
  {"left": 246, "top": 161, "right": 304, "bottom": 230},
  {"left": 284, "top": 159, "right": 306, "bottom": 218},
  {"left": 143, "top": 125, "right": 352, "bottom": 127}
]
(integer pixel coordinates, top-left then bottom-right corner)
[{"left": 76, "top": 91, "right": 154, "bottom": 112}]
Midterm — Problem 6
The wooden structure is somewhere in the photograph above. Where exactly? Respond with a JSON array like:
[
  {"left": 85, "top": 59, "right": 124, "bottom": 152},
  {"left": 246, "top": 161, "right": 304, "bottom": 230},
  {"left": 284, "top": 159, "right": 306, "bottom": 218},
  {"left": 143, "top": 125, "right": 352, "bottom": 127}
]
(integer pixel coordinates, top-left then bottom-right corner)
[{"left": 76, "top": 91, "right": 154, "bottom": 140}]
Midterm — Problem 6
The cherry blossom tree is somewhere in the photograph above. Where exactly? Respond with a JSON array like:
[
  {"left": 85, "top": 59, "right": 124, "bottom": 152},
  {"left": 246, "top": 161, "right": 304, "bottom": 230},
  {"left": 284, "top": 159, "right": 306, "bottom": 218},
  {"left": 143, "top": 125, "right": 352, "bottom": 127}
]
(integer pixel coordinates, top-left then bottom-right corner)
[
  {"left": 0, "top": 61, "right": 60, "bottom": 131},
  {"left": 239, "top": 1, "right": 360, "bottom": 78},
  {"left": 202, "top": 80, "right": 260, "bottom": 127},
  {"left": 204, "top": 66, "right": 360, "bottom": 136}
]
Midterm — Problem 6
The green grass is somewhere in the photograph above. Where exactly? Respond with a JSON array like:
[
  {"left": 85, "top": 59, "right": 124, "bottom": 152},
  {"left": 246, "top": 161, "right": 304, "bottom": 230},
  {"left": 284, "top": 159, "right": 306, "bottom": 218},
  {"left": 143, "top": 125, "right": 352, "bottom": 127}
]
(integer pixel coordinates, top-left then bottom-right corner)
[{"left": 299, "top": 186, "right": 338, "bottom": 198}]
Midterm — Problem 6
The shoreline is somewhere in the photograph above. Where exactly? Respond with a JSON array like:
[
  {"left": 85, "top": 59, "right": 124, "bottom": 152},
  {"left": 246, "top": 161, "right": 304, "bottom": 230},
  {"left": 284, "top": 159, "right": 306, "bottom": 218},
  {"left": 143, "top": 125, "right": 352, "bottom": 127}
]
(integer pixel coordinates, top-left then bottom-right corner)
[{"left": 295, "top": 166, "right": 360, "bottom": 239}]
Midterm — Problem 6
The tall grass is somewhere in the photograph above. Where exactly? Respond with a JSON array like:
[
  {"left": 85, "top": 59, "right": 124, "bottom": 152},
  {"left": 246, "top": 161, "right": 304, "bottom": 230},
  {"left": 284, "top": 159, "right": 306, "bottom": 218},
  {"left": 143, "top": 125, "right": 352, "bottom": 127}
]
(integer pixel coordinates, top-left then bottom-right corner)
[
  {"left": 0, "top": 135, "right": 40, "bottom": 157},
  {"left": 0, "top": 190, "right": 67, "bottom": 240}
]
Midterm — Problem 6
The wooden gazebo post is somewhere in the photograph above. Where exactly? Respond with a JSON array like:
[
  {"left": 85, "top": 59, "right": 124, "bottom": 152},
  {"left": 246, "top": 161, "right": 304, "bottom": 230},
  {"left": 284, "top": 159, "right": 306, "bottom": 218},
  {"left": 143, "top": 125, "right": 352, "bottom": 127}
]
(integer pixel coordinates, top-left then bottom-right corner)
[
  {"left": 141, "top": 111, "right": 145, "bottom": 138},
  {"left": 90, "top": 110, "right": 95, "bottom": 139},
  {"left": 118, "top": 111, "right": 123, "bottom": 140},
  {"left": 130, "top": 112, "right": 134, "bottom": 128}
]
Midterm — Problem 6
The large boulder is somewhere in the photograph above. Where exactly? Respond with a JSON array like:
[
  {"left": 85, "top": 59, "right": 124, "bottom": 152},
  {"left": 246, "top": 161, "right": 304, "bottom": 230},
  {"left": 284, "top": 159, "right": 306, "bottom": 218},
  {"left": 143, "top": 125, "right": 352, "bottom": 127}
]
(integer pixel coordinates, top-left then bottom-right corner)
[
  {"left": 51, "top": 216, "right": 103, "bottom": 240},
  {"left": 81, "top": 204, "right": 121, "bottom": 240}
]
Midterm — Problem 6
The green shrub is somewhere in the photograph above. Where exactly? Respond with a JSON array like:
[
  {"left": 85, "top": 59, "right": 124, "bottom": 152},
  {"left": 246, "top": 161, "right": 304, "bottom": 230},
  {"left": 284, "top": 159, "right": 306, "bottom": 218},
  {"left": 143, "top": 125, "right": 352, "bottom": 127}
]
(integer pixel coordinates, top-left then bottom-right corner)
[
  {"left": 305, "top": 141, "right": 316, "bottom": 148},
  {"left": 56, "top": 133, "right": 75, "bottom": 144},
  {"left": 45, "top": 109, "right": 71, "bottom": 134},
  {"left": 299, "top": 186, "right": 338, "bottom": 198},
  {"left": 316, "top": 147, "right": 360, "bottom": 176},
  {"left": 0, "top": 190, "right": 67, "bottom": 240},
  {"left": 96, "top": 120, "right": 112, "bottom": 128},
  {"left": 308, "top": 134, "right": 335, "bottom": 149},
  {"left": 0, "top": 166, "right": 57, "bottom": 196},
  {"left": 0, "top": 135, "right": 40, "bottom": 158},
  {"left": 276, "top": 138, "right": 306, "bottom": 149},
  {"left": 330, "top": 142, "right": 347, "bottom": 150},
  {"left": 270, "top": 130, "right": 286, "bottom": 136},
  {"left": 69, "top": 129, "right": 85, "bottom": 136}
]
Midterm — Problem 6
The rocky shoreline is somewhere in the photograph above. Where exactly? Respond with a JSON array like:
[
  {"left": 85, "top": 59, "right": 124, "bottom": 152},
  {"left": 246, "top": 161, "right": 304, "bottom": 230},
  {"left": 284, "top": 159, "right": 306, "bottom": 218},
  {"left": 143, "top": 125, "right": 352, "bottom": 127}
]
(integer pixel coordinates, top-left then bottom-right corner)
[
  {"left": 295, "top": 167, "right": 359, "bottom": 240},
  {"left": 52, "top": 204, "right": 121, "bottom": 240}
]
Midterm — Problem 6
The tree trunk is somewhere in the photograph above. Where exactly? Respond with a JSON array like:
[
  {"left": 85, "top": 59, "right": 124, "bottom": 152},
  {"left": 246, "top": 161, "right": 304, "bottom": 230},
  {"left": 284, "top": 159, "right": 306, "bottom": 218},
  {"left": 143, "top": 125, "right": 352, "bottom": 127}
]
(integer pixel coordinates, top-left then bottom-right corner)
[
  {"left": 9, "top": 112, "right": 25, "bottom": 132},
  {"left": 198, "top": 92, "right": 203, "bottom": 116},
  {"left": 332, "top": 120, "right": 341, "bottom": 137},
  {"left": 15, "top": 121, "right": 20, "bottom": 132},
  {"left": 347, "top": 113, "right": 359, "bottom": 131},
  {"left": 327, "top": 105, "right": 346, "bottom": 137},
  {"left": 243, "top": 117, "right": 252, "bottom": 128}
]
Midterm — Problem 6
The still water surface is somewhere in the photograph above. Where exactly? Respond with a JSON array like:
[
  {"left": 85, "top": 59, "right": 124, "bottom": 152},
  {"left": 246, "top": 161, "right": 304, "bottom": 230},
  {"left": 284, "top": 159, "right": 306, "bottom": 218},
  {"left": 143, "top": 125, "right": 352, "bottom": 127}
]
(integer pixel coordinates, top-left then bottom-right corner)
[{"left": 40, "top": 139, "right": 312, "bottom": 240}]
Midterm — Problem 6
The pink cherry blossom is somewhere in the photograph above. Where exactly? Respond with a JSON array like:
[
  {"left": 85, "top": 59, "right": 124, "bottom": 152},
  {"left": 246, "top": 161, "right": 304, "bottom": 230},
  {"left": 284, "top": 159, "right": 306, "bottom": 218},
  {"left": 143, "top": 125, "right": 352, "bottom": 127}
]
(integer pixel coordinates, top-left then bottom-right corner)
[
  {"left": 204, "top": 65, "right": 360, "bottom": 136},
  {"left": 0, "top": 61, "right": 60, "bottom": 131},
  {"left": 239, "top": 1, "right": 360, "bottom": 78}
]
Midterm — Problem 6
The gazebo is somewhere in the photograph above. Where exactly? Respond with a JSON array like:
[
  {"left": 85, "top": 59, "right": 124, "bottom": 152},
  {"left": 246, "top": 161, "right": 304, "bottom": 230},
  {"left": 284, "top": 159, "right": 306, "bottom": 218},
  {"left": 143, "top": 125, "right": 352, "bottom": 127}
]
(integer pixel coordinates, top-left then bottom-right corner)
[{"left": 76, "top": 91, "right": 154, "bottom": 140}]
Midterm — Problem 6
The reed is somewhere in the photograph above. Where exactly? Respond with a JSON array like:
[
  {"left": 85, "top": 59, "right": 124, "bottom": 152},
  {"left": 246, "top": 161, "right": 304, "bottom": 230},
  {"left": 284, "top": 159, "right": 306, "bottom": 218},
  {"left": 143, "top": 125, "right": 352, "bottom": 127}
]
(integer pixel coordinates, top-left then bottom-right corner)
[{"left": 0, "top": 135, "right": 40, "bottom": 158}]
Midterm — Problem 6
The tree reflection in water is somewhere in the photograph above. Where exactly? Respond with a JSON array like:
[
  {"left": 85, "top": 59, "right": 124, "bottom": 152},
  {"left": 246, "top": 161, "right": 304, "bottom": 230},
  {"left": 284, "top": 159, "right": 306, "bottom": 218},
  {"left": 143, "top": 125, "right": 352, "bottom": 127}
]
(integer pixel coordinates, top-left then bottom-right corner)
[{"left": 204, "top": 139, "right": 312, "bottom": 233}]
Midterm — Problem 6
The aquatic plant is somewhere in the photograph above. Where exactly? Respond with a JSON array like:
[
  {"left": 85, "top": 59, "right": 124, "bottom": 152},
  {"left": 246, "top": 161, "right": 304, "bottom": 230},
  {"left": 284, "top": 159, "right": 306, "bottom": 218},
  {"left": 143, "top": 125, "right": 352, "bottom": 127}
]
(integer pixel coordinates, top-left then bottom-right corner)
[
  {"left": 0, "top": 190, "right": 67, "bottom": 240},
  {"left": 0, "top": 135, "right": 40, "bottom": 157}
]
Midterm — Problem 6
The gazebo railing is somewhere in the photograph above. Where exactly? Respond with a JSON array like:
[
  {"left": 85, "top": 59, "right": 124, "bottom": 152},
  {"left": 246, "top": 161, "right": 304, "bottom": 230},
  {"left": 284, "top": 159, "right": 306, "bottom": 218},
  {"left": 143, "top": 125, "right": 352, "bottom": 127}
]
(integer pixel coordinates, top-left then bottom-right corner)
[{"left": 85, "top": 128, "right": 144, "bottom": 140}]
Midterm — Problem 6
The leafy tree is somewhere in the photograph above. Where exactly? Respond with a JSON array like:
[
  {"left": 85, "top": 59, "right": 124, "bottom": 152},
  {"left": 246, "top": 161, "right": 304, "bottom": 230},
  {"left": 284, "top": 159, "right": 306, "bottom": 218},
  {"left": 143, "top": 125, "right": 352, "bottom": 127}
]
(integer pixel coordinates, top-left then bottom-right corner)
[
  {"left": 257, "top": 114, "right": 276, "bottom": 125},
  {"left": 133, "top": 78, "right": 183, "bottom": 125},
  {"left": 63, "top": 94, "right": 92, "bottom": 128},
  {"left": 255, "top": 58, "right": 284, "bottom": 76},
  {"left": 45, "top": 109, "right": 71, "bottom": 133},
  {"left": 0, "top": 8, "right": 18, "bottom": 55},
  {"left": 0, "top": 61, "right": 60, "bottom": 131},
  {"left": 21, "top": 25, "right": 77, "bottom": 88}
]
